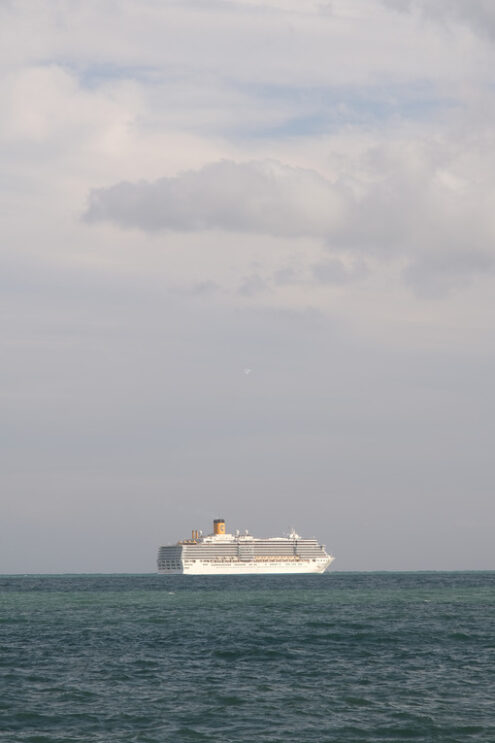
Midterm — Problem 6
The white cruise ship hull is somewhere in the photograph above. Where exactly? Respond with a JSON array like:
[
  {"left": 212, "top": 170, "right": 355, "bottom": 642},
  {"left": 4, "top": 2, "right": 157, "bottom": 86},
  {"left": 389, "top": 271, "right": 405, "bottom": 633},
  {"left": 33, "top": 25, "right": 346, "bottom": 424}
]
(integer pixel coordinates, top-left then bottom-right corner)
[{"left": 159, "top": 556, "right": 334, "bottom": 575}]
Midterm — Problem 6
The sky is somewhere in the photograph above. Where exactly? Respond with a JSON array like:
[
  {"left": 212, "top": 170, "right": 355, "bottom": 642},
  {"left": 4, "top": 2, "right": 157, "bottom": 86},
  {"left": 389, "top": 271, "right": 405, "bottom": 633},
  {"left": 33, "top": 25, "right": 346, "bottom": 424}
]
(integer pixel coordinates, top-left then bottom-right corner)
[{"left": 1, "top": 0, "right": 494, "bottom": 573}]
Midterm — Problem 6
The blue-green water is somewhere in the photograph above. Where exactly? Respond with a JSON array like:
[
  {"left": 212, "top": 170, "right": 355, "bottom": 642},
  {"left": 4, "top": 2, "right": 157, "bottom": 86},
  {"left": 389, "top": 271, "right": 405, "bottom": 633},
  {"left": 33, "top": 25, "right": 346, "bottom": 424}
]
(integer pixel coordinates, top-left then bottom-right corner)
[{"left": 1, "top": 572, "right": 494, "bottom": 742}]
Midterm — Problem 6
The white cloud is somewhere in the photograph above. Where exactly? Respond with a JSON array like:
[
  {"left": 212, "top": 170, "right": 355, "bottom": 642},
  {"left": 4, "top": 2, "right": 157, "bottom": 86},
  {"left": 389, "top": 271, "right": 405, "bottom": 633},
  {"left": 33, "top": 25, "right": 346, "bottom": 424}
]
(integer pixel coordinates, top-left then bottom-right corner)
[
  {"left": 1, "top": 0, "right": 491, "bottom": 92},
  {"left": 0, "top": 65, "right": 138, "bottom": 148}
]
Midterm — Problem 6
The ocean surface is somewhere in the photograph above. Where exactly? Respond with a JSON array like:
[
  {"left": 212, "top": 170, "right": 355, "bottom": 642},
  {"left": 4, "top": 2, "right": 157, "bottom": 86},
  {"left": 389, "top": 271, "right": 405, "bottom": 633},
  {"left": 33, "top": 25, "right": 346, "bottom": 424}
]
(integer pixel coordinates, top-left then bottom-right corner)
[{"left": 1, "top": 572, "right": 494, "bottom": 742}]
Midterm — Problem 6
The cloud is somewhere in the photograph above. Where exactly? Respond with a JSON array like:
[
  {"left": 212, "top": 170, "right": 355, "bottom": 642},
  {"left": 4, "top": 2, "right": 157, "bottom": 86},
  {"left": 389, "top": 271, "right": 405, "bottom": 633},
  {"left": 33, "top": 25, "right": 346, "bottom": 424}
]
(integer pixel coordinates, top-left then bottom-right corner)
[
  {"left": 1, "top": 0, "right": 462, "bottom": 89},
  {"left": 270, "top": 259, "right": 368, "bottom": 287},
  {"left": 85, "top": 159, "right": 345, "bottom": 237},
  {"left": 239, "top": 273, "right": 270, "bottom": 297},
  {"left": 403, "top": 249, "right": 494, "bottom": 298},
  {"left": 384, "top": 0, "right": 495, "bottom": 42},
  {"left": 312, "top": 258, "right": 369, "bottom": 285},
  {"left": 85, "top": 139, "right": 495, "bottom": 295}
]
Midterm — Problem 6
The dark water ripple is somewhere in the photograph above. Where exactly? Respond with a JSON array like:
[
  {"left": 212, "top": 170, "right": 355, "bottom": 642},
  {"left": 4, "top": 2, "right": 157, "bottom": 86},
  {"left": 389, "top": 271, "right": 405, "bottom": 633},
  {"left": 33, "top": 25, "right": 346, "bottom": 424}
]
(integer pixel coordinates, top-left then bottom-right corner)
[{"left": 1, "top": 572, "right": 494, "bottom": 742}]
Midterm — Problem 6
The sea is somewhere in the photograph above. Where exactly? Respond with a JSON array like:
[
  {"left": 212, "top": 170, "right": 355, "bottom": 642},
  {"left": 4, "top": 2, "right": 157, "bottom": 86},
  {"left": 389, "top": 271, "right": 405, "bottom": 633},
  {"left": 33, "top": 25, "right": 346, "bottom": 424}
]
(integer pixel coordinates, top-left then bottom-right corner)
[{"left": 1, "top": 572, "right": 494, "bottom": 742}]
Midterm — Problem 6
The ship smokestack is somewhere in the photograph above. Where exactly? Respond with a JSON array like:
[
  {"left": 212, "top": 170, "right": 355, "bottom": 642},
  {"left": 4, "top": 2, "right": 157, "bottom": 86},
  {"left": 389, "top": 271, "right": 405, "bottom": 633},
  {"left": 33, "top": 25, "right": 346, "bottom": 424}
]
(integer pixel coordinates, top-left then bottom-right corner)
[{"left": 213, "top": 518, "right": 226, "bottom": 535}]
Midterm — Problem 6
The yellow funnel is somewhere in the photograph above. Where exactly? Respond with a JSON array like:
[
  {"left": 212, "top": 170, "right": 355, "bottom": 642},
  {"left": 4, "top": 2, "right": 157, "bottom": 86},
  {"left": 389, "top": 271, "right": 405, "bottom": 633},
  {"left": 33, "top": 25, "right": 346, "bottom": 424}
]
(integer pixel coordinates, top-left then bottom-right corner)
[{"left": 213, "top": 518, "right": 226, "bottom": 535}]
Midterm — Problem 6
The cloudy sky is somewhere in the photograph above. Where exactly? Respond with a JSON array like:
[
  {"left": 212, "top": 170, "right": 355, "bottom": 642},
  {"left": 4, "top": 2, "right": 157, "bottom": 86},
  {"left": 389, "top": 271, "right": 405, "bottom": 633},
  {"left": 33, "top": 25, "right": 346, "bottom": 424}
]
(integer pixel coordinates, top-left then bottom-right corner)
[{"left": 1, "top": 0, "right": 494, "bottom": 572}]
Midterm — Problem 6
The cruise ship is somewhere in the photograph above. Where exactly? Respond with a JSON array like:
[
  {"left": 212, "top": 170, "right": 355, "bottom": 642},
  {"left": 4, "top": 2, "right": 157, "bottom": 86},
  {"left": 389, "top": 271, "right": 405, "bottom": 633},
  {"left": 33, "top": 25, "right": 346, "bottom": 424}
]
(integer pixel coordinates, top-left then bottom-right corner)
[{"left": 157, "top": 518, "right": 334, "bottom": 575}]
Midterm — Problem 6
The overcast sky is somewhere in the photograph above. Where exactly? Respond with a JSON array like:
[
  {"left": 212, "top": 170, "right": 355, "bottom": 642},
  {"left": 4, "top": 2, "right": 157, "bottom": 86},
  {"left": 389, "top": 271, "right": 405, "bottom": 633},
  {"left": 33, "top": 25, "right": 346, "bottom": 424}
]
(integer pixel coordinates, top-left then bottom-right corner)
[{"left": 1, "top": 0, "right": 494, "bottom": 573}]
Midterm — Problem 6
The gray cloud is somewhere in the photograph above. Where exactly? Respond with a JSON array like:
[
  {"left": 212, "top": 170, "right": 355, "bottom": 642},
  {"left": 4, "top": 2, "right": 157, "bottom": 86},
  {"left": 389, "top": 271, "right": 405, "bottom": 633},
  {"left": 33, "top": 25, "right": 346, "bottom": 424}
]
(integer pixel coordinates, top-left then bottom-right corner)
[
  {"left": 384, "top": 0, "right": 495, "bottom": 42},
  {"left": 312, "top": 258, "right": 369, "bottom": 285},
  {"left": 239, "top": 273, "right": 269, "bottom": 297},
  {"left": 403, "top": 249, "right": 494, "bottom": 298},
  {"left": 85, "top": 159, "right": 344, "bottom": 237},
  {"left": 271, "top": 260, "right": 369, "bottom": 287},
  {"left": 85, "top": 148, "right": 495, "bottom": 294}
]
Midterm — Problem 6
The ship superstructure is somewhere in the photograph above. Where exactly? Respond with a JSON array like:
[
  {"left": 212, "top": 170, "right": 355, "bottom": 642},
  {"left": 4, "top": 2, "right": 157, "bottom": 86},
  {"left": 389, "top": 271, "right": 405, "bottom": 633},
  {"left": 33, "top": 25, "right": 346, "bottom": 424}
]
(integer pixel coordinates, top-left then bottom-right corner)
[{"left": 157, "top": 518, "right": 334, "bottom": 575}]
